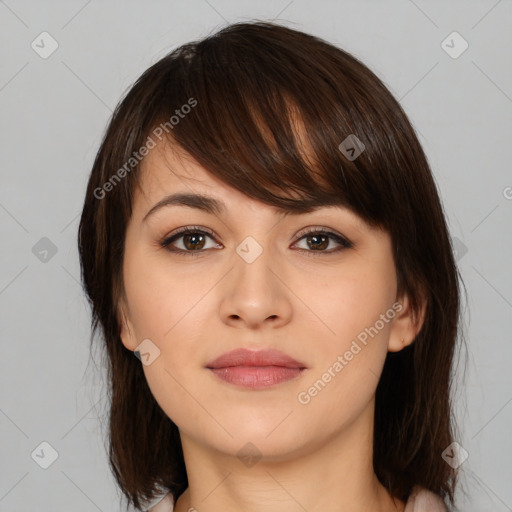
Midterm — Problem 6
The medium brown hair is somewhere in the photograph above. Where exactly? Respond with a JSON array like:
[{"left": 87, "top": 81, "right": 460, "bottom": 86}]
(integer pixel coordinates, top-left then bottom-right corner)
[{"left": 78, "top": 20, "right": 465, "bottom": 510}]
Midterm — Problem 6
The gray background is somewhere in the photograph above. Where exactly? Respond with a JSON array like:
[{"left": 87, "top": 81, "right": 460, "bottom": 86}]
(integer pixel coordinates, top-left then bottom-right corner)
[{"left": 1, "top": 0, "right": 511, "bottom": 511}]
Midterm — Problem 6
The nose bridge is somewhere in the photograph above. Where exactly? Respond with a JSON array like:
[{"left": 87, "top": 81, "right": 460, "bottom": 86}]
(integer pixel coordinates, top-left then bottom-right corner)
[
  {"left": 230, "top": 202, "right": 279, "bottom": 272},
  {"left": 218, "top": 232, "right": 292, "bottom": 327},
  {"left": 232, "top": 233, "right": 277, "bottom": 291}
]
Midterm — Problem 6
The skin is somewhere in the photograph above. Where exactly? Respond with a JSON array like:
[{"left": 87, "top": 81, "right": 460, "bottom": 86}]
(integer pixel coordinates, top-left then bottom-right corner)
[{"left": 118, "top": 140, "right": 425, "bottom": 512}]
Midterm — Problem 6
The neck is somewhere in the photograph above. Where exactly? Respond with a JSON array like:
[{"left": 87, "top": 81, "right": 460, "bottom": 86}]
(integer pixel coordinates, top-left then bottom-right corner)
[{"left": 173, "top": 399, "right": 404, "bottom": 512}]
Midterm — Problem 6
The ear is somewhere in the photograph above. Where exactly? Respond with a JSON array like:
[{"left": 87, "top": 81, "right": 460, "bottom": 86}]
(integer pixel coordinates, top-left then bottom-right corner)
[
  {"left": 117, "top": 298, "right": 137, "bottom": 352},
  {"left": 387, "top": 290, "right": 426, "bottom": 352}
]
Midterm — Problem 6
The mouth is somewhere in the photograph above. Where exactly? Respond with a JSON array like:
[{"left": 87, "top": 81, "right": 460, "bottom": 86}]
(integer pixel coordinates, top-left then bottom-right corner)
[{"left": 205, "top": 348, "right": 307, "bottom": 390}]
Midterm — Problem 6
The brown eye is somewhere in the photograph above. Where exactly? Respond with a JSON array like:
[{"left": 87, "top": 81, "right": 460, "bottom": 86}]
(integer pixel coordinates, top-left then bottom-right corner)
[
  {"left": 160, "top": 227, "right": 221, "bottom": 256},
  {"left": 305, "top": 233, "right": 330, "bottom": 251},
  {"left": 182, "top": 232, "right": 206, "bottom": 250},
  {"left": 293, "top": 228, "right": 353, "bottom": 256}
]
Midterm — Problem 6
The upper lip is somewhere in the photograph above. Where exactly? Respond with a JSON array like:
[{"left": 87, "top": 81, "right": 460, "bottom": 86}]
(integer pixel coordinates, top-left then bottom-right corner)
[{"left": 206, "top": 348, "right": 307, "bottom": 369}]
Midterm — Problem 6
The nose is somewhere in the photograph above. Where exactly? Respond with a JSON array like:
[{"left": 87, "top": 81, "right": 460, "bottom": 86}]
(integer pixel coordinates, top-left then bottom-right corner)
[{"left": 218, "top": 239, "right": 293, "bottom": 330}]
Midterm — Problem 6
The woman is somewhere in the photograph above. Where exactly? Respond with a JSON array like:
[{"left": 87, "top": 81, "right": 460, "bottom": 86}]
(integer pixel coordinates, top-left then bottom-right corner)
[{"left": 78, "top": 21, "right": 464, "bottom": 512}]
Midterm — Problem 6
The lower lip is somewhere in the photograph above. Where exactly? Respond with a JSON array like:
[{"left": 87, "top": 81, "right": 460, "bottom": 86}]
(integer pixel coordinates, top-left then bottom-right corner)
[{"left": 208, "top": 366, "right": 305, "bottom": 389}]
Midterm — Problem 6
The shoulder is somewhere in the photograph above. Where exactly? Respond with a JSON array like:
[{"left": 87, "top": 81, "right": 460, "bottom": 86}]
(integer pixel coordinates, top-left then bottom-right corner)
[
  {"left": 146, "top": 492, "right": 174, "bottom": 512},
  {"left": 404, "top": 486, "right": 449, "bottom": 512}
]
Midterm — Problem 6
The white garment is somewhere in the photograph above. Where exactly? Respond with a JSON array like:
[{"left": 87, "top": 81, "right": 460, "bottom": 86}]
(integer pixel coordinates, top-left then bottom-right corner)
[
  {"left": 146, "top": 492, "right": 174, "bottom": 512},
  {"left": 404, "top": 485, "right": 449, "bottom": 511},
  {"left": 146, "top": 485, "right": 449, "bottom": 511}
]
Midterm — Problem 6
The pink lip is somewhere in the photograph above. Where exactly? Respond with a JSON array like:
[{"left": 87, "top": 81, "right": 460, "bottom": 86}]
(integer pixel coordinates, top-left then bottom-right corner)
[{"left": 206, "top": 348, "right": 307, "bottom": 390}]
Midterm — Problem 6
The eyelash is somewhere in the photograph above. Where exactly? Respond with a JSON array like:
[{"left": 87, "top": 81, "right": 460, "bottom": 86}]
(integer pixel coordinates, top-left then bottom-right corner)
[{"left": 159, "top": 225, "right": 353, "bottom": 258}]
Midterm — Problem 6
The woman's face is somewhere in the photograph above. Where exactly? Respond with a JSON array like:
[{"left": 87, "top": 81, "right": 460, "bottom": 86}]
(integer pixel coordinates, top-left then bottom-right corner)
[{"left": 119, "top": 140, "right": 417, "bottom": 460}]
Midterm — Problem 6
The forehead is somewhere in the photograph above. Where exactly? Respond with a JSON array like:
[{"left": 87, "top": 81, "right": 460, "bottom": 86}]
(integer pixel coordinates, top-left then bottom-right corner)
[{"left": 138, "top": 139, "right": 239, "bottom": 198}]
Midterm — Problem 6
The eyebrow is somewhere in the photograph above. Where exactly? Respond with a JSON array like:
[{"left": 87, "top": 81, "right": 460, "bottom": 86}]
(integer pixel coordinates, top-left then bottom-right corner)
[
  {"left": 142, "top": 192, "right": 347, "bottom": 223},
  {"left": 143, "top": 193, "right": 225, "bottom": 222}
]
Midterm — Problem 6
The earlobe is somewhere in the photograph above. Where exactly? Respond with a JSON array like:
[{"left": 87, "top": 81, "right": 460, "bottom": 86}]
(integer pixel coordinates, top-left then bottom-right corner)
[
  {"left": 387, "top": 291, "right": 427, "bottom": 353},
  {"left": 118, "top": 303, "right": 136, "bottom": 351}
]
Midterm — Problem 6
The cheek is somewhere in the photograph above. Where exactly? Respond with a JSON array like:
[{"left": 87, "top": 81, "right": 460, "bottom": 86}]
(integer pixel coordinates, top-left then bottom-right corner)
[
  {"left": 141, "top": 360, "right": 209, "bottom": 437},
  {"left": 122, "top": 243, "right": 204, "bottom": 339},
  {"left": 122, "top": 248, "right": 216, "bottom": 425},
  {"left": 291, "top": 261, "right": 395, "bottom": 415},
  {"left": 294, "top": 261, "right": 395, "bottom": 351}
]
